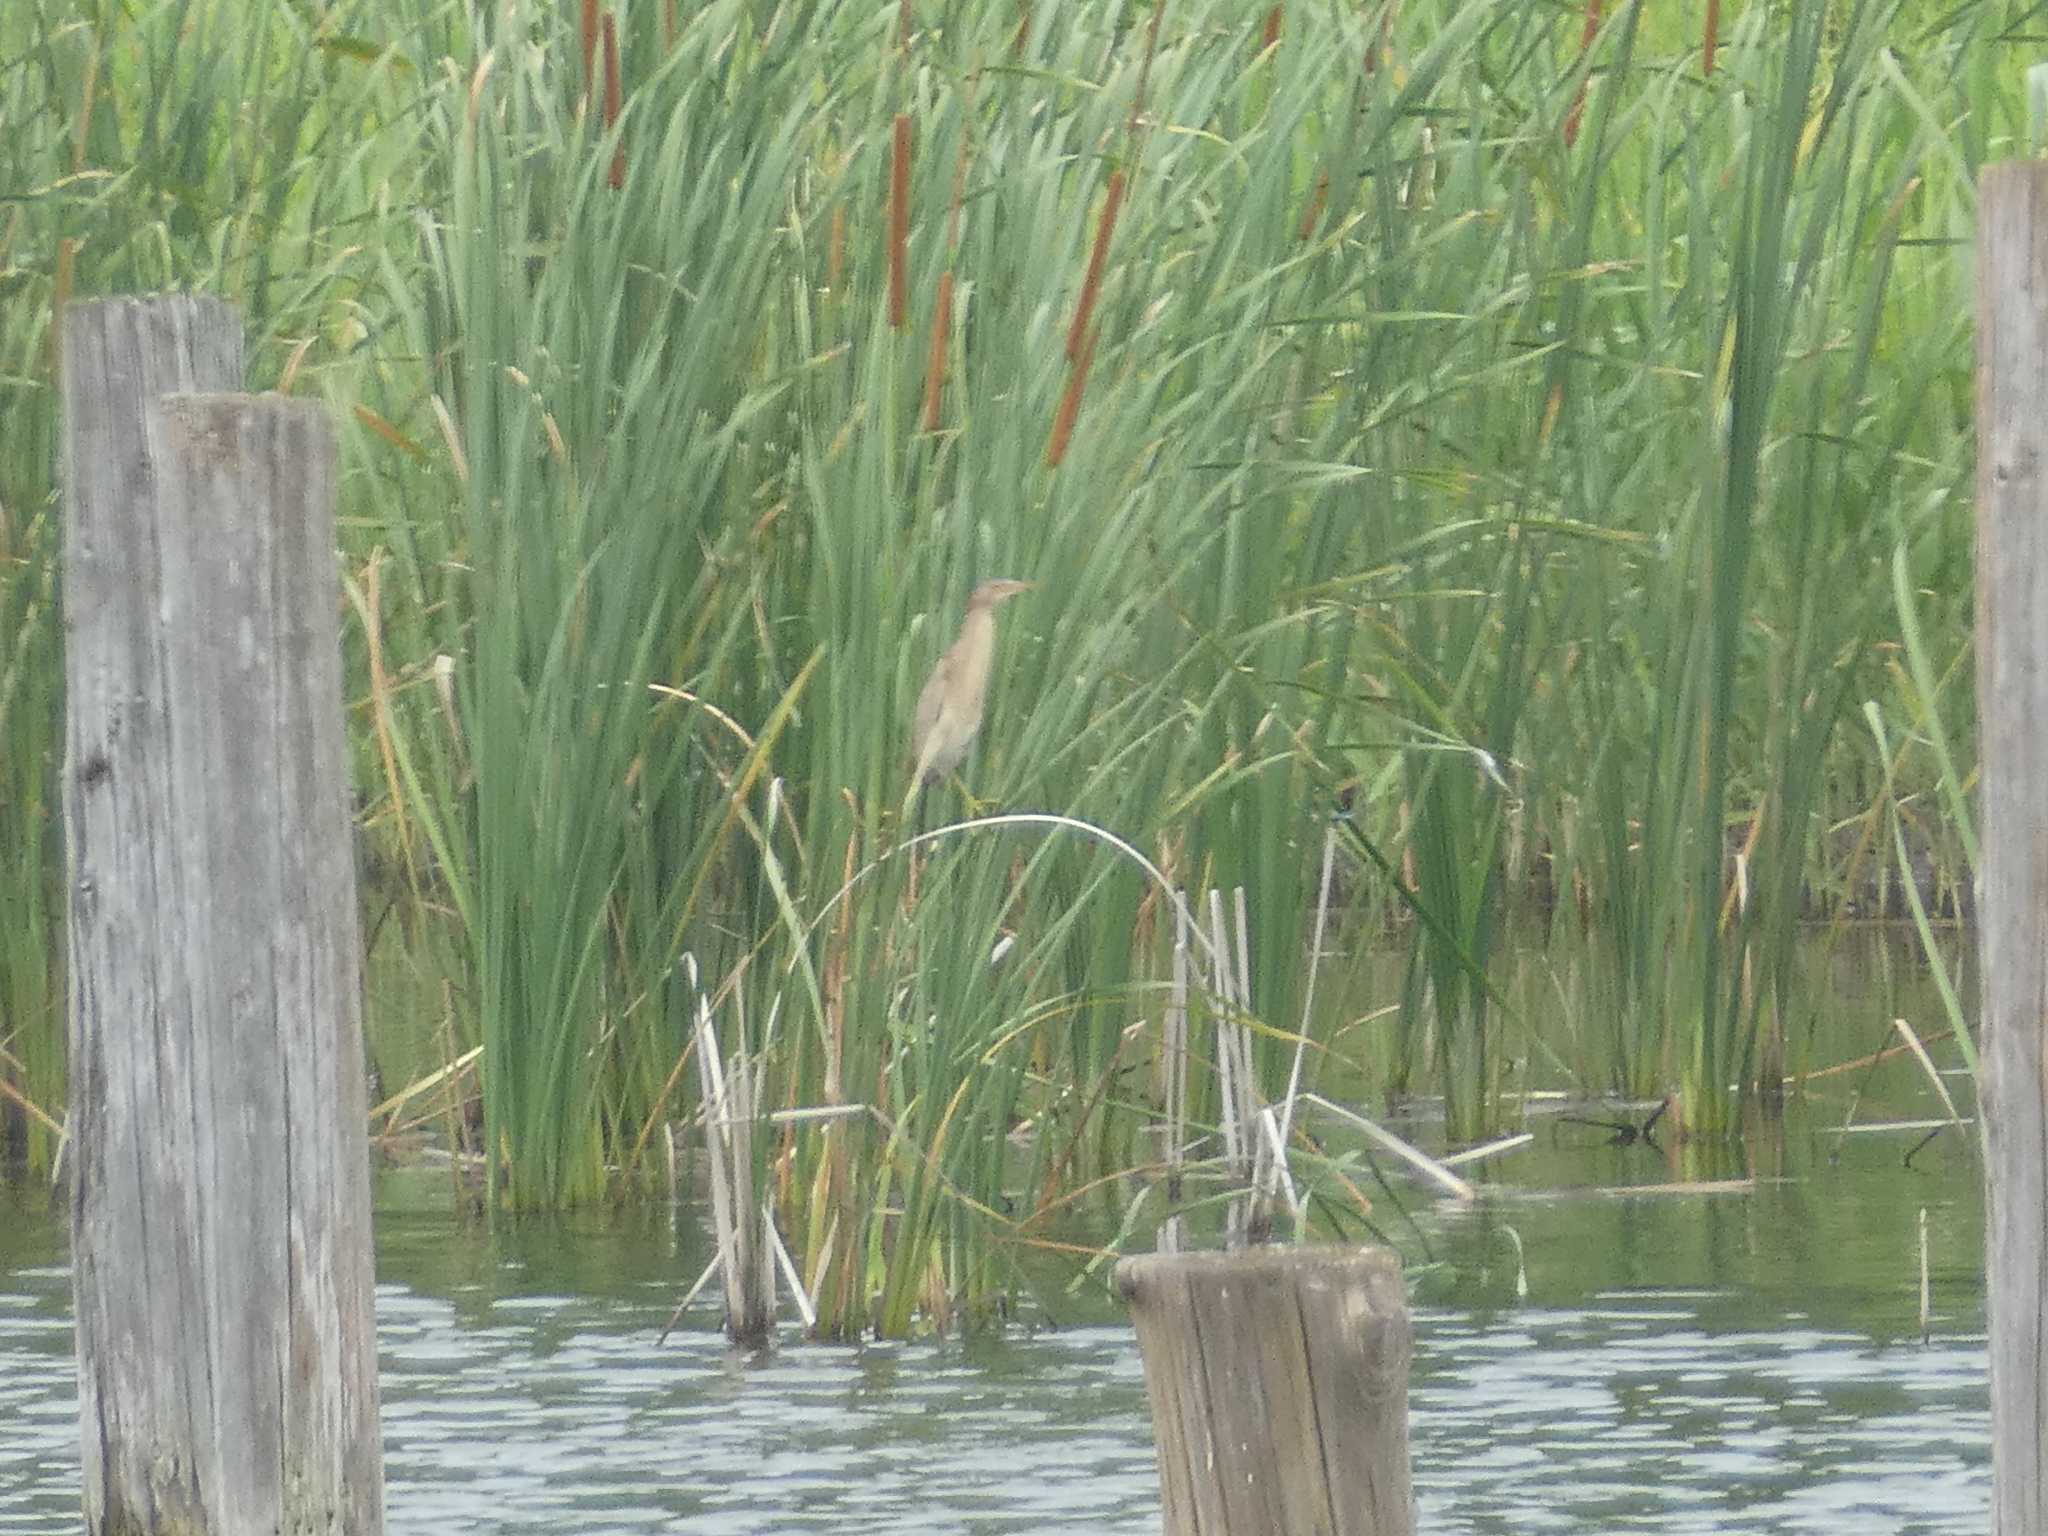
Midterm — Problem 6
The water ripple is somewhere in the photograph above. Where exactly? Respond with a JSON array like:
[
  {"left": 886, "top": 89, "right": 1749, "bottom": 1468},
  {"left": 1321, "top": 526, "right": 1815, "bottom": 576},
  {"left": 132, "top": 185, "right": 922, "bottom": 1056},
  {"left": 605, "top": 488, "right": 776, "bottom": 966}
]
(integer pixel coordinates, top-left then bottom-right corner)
[{"left": 0, "top": 1249, "right": 1990, "bottom": 1532}]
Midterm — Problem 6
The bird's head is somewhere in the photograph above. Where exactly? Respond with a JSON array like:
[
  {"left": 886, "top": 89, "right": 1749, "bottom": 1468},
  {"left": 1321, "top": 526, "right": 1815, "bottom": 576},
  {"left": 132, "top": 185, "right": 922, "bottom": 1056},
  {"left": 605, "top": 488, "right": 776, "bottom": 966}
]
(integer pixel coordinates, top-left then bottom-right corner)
[{"left": 968, "top": 578, "right": 1034, "bottom": 610}]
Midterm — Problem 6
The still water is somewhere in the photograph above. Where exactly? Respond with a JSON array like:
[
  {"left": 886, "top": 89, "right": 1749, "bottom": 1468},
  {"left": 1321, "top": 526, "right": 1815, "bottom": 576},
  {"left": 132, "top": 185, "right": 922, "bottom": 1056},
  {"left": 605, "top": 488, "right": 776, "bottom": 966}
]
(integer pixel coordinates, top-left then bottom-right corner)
[{"left": 0, "top": 1102, "right": 1987, "bottom": 1533}]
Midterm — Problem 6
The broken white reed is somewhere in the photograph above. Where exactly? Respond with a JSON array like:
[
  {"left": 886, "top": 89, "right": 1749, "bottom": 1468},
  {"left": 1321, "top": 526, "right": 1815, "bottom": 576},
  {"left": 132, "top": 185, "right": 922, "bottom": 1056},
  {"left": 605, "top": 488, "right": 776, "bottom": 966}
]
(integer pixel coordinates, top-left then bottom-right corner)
[
  {"left": 1893, "top": 1017, "right": 1967, "bottom": 1129},
  {"left": 1302, "top": 1093, "right": 1476, "bottom": 1203},
  {"left": 694, "top": 993, "right": 777, "bottom": 1345},
  {"left": 768, "top": 1207, "right": 816, "bottom": 1332},
  {"left": 1159, "top": 896, "right": 1191, "bottom": 1256},
  {"left": 1225, "top": 890, "right": 1257, "bottom": 1164},
  {"left": 1207, "top": 888, "right": 1247, "bottom": 1181},
  {"left": 1256, "top": 1106, "right": 1299, "bottom": 1216},
  {"left": 1919, "top": 1205, "right": 1931, "bottom": 1342},
  {"left": 1277, "top": 819, "right": 1341, "bottom": 1234},
  {"left": 1439, "top": 1132, "right": 1534, "bottom": 1169},
  {"left": 1207, "top": 888, "right": 1264, "bottom": 1249},
  {"left": 1234, "top": 887, "right": 1305, "bottom": 1223}
]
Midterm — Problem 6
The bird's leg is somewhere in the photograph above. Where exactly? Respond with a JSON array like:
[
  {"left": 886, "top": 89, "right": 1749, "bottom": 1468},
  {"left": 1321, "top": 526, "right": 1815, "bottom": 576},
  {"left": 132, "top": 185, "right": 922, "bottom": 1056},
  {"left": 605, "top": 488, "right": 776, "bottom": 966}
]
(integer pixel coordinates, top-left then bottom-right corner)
[{"left": 957, "top": 776, "right": 993, "bottom": 819}]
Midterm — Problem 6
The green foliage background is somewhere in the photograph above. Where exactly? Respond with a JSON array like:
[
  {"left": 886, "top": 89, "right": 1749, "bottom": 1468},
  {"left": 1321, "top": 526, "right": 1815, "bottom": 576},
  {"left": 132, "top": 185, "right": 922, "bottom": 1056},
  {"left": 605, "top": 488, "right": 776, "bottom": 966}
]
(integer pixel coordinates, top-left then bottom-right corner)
[{"left": 0, "top": 0, "right": 1994, "bottom": 1327}]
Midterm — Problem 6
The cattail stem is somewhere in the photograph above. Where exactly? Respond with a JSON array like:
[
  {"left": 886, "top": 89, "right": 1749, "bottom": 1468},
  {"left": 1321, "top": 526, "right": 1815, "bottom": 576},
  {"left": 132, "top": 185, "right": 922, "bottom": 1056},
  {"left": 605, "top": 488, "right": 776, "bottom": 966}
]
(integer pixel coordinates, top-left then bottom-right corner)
[
  {"left": 1365, "top": 5, "right": 1390, "bottom": 73},
  {"left": 889, "top": 114, "right": 912, "bottom": 331},
  {"left": 1066, "top": 169, "right": 1125, "bottom": 362},
  {"left": 603, "top": 12, "right": 624, "bottom": 188},
  {"left": 1299, "top": 167, "right": 1329, "bottom": 240},
  {"left": 1702, "top": 0, "right": 1720, "bottom": 76},
  {"left": 1539, "top": 380, "right": 1565, "bottom": 448},
  {"left": 945, "top": 103, "right": 973, "bottom": 248},
  {"left": 1261, "top": 6, "right": 1283, "bottom": 51},
  {"left": 580, "top": 0, "right": 599, "bottom": 106},
  {"left": 74, "top": 44, "right": 99, "bottom": 172},
  {"left": 1130, "top": 0, "right": 1167, "bottom": 143},
  {"left": 921, "top": 114, "right": 973, "bottom": 432},
  {"left": 922, "top": 271, "right": 954, "bottom": 432},
  {"left": 1048, "top": 323, "right": 1098, "bottom": 468},
  {"left": 1563, "top": 0, "right": 1602, "bottom": 148}
]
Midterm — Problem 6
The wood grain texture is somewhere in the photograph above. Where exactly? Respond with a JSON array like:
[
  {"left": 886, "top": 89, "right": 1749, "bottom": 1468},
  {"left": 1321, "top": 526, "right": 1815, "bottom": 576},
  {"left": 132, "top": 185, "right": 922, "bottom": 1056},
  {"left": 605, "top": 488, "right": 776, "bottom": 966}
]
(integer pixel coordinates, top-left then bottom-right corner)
[
  {"left": 1978, "top": 160, "right": 2048, "bottom": 1536},
  {"left": 62, "top": 298, "right": 382, "bottom": 1535},
  {"left": 1117, "top": 1247, "right": 1414, "bottom": 1536}
]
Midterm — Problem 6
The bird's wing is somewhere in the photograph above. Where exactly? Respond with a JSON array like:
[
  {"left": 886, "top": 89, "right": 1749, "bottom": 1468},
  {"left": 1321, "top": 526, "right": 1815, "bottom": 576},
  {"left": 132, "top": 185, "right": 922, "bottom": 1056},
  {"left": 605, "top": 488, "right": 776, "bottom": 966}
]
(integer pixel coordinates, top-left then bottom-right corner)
[{"left": 910, "top": 651, "right": 955, "bottom": 780}]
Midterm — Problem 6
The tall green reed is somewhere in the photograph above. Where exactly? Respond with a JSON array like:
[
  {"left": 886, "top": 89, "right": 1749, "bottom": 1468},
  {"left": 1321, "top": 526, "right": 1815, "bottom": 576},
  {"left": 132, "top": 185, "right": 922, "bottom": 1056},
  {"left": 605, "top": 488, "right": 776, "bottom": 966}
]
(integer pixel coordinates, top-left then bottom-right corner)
[{"left": 0, "top": 0, "right": 1993, "bottom": 1328}]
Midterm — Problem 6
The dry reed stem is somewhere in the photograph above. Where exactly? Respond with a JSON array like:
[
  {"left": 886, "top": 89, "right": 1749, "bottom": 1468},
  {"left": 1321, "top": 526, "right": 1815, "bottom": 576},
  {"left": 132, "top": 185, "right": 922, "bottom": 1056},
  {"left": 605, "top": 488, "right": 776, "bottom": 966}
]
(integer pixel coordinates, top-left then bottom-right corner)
[
  {"left": 1130, "top": 0, "right": 1167, "bottom": 143},
  {"left": 825, "top": 811, "right": 858, "bottom": 1106},
  {"left": 50, "top": 238, "right": 74, "bottom": 378},
  {"left": 439, "top": 986, "right": 467, "bottom": 1207},
  {"left": 664, "top": 0, "right": 677, "bottom": 50},
  {"left": 579, "top": 0, "right": 599, "bottom": 105},
  {"left": 603, "top": 12, "right": 624, "bottom": 188},
  {"left": 1261, "top": 6, "right": 1283, "bottom": 51},
  {"left": 1163, "top": 905, "right": 1189, "bottom": 1203},
  {"left": 945, "top": 105, "right": 973, "bottom": 247},
  {"left": 466, "top": 50, "right": 494, "bottom": 131},
  {"left": 276, "top": 335, "right": 315, "bottom": 394},
  {"left": 889, "top": 114, "right": 911, "bottom": 330},
  {"left": 359, "top": 554, "right": 417, "bottom": 888},
  {"left": 1012, "top": 1, "right": 1031, "bottom": 56},
  {"left": 921, "top": 270, "right": 954, "bottom": 431},
  {"left": 1364, "top": 0, "right": 1395, "bottom": 72},
  {"left": 1274, "top": 820, "right": 1340, "bottom": 1198},
  {"left": 1066, "top": 169, "right": 1125, "bottom": 362},
  {"left": 0, "top": 1073, "right": 62, "bottom": 1138},
  {"left": 1790, "top": 1027, "right": 1955, "bottom": 1084},
  {"left": 1918, "top": 1207, "right": 1930, "bottom": 1338},
  {"left": 1047, "top": 321, "right": 1097, "bottom": 467},
  {"left": 366, "top": 1043, "right": 482, "bottom": 1124},
  {"left": 695, "top": 993, "right": 775, "bottom": 1342},
  {"left": 1539, "top": 376, "right": 1565, "bottom": 447},
  {"left": 1892, "top": 1017, "right": 1966, "bottom": 1126},
  {"left": 827, "top": 202, "right": 847, "bottom": 293},
  {"left": 922, "top": 114, "right": 973, "bottom": 429},
  {"left": 1303, "top": 1093, "right": 1475, "bottom": 1200},
  {"left": 351, "top": 402, "right": 428, "bottom": 462},
  {"left": 73, "top": 42, "right": 98, "bottom": 172},
  {"left": 1703, "top": 0, "right": 1720, "bottom": 76},
  {"left": 1033, "top": 1027, "right": 1142, "bottom": 1212},
  {"left": 1563, "top": 0, "right": 1602, "bottom": 148}
]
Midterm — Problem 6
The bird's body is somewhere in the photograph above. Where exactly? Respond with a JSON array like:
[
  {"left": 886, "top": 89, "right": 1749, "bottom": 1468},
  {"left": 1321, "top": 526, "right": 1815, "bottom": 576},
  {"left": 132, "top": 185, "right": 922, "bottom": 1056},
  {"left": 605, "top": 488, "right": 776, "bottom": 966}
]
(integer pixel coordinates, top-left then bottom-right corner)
[{"left": 907, "top": 578, "right": 1031, "bottom": 811}]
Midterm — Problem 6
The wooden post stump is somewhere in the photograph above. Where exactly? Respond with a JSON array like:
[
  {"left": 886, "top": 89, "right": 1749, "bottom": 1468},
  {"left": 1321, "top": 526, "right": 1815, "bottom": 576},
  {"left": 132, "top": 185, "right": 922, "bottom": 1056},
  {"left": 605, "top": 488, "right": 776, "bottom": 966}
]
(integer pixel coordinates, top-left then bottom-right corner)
[
  {"left": 1978, "top": 160, "right": 2048, "bottom": 1536},
  {"left": 62, "top": 296, "right": 383, "bottom": 1536},
  {"left": 1117, "top": 1246, "right": 1414, "bottom": 1536}
]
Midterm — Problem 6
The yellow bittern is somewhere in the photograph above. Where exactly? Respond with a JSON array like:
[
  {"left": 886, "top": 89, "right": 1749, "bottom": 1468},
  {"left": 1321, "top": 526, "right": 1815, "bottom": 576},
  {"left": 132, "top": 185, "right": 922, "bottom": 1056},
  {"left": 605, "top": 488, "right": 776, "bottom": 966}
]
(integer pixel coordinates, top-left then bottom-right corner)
[{"left": 905, "top": 578, "right": 1032, "bottom": 815}]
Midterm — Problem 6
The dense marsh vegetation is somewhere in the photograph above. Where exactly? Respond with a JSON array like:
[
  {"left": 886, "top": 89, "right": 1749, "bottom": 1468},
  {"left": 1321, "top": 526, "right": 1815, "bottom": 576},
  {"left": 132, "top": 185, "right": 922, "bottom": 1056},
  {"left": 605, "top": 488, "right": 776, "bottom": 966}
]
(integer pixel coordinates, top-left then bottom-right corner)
[{"left": 0, "top": 0, "right": 1992, "bottom": 1331}]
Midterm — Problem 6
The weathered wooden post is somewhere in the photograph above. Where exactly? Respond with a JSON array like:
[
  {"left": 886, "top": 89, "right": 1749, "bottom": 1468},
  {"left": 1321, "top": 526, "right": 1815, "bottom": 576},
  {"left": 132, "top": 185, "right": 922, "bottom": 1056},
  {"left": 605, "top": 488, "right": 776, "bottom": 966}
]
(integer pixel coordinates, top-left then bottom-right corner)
[
  {"left": 1117, "top": 1247, "right": 1414, "bottom": 1536},
  {"left": 62, "top": 296, "right": 383, "bottom": 1535},
  {"left": 1978, "top": 161, "right": 2048, "bottom": 1536}
]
